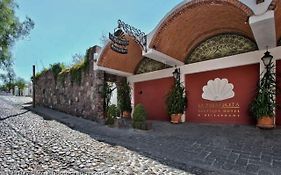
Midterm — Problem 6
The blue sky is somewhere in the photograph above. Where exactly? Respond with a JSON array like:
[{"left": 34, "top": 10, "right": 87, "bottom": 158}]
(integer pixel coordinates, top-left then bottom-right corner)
[{"left": 13, "top": 0, "right": 182, "bottom": 81}]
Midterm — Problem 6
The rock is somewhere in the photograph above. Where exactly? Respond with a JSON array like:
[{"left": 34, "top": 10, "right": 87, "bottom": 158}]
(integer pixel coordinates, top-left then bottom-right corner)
[
  {"left": 58, "top": 151, "right": 65, "bottom": 155},
  {"left": 124, "top": 167, "right": 134, "bottom": 175}
]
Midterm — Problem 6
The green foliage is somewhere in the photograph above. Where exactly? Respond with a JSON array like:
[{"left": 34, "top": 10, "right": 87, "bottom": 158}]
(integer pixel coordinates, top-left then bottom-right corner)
[
  {"left": 68, "top": 56, "right": 90, "bottom": 85},
  {"left": 133, "top": 104, "right": 146, "bottom": 122},
  {"left": 0, "top": 0, "right": 34, "bottom": 69},
  {"left": 102, "top": 82, "right": 116, "bottom": 113},
  {"left": 33, "top": 68, "right": 48, "bottom": 81},
  {"left": 117, "top": 80, "right": 132, "bottom": 113},
  {"left": 250, "top": 62, "right": 276, "bottom": 119},
  {"left": 0, "top": 66, "right": 15, "bottom": 91},
  {"left": 15, "top": 77, "right": 26, "bottom": 95},
  {"left": 70, "top": 64, "right": 82, "bottom": 85},
  {"left": 57, "top": 68, "right": 69, "bottom": 85},
  {"left": 166, "top": 82, "right": 186, "bottom": 116},
  {"left": 33, "top": 52, "right": 90, "bottom": 86},
  {"left": 50, "top": 63, "right": 65, "bottom": 81},
  {"left": 105, "top": 104, "right": 118, "bottom": 125},
  {"left": 132, "top": 104, "right": 148, "bottom": 130},
  {"left": 0, "top": 81, "right": 15, "bottom": 92}
]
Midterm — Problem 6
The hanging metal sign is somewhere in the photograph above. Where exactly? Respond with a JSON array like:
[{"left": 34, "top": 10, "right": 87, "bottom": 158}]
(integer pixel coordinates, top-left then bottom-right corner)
[
  {"left": 109, "top": 28, "right": 129, "bottom": 54},
  {"left": 110, "top": 44, "right": 128, "bottom": 54},
  {"left": 109, "top": 33, "right": 129, "bottom": 46},
  {"left": 109, "top": 19, "right": 147, "bottom": 54}
]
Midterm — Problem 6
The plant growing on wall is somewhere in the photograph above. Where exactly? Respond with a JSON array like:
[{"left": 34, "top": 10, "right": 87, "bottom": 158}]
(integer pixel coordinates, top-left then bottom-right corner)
[
  {"left": 70, "top": 56, "right": 90, "bottom": 85},
  {"left": 32, "top": 68, "right": 48, "bottom": 81},
  {"left": 117, "top": 80, "right": 132, "bottom": 116},
  {"left": 33, "top": 48, "right": 92, "bottom": 86},
  {"left": 50, "top": 63, "right": 65, "bottom": 82}
]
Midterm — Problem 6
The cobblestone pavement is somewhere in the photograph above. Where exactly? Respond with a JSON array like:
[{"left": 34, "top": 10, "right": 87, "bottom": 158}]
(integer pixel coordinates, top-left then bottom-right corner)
[
  {"left": 2, "top": 96, "right": 281, "bottom": 175},
  {"left": 0, "top": 96, "right": 189, "bottom": 174}
]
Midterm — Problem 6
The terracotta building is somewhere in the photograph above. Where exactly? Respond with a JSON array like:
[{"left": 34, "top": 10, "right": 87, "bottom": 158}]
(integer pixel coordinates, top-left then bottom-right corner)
[{"left": 96, "top": 0, "right": 281, "bottom": 125}]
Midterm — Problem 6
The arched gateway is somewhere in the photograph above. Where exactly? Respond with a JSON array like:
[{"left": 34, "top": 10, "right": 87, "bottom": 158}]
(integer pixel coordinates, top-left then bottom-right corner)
[{"left": 97, "top": 0, "right": 281, "bottom": 125}]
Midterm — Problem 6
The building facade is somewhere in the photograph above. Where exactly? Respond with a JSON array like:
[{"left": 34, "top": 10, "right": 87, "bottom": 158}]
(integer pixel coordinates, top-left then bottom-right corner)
[{"left": 96, "top": 0, "right": 281, "bottom": 125}]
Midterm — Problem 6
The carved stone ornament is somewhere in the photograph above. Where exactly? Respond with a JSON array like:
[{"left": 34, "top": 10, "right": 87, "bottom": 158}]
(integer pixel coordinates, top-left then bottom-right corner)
[
  {"left": 135, "top": 57, "right": 170, "bottom": 74},
  {"left": 202, "top": 78, "right": 235, "bottom": 101},
  {"left": 186, "top": 33, "right": 258, "bottom": 64}
]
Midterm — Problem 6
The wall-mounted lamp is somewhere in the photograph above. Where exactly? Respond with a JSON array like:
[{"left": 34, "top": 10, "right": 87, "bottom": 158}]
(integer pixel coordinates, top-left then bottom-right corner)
[
  {"left": 172, "top": 68, "right": 180, "bottom": 83},
  {"left": 261, "top": 50, "right": 273, "bottom": 68}
]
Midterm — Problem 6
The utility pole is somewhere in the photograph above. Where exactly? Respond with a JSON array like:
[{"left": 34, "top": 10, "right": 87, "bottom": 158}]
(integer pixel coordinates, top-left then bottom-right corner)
[{"left": 32, "top": 65, "right": 35, "bottom": 108}]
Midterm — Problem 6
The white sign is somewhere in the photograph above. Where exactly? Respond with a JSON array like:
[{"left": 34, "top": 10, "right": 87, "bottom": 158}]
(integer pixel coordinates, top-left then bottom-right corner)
[{"left": 202, "top": 78, "right": 235, "bottom": 101}]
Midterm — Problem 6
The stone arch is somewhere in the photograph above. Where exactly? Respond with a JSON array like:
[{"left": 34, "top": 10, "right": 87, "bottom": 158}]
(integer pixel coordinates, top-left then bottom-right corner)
[
  {"left": 149, "top": 0, "right": 255, "bottom": 62},
  {"left": 185, "top": 33, "right": 258, "bottom": 64}
]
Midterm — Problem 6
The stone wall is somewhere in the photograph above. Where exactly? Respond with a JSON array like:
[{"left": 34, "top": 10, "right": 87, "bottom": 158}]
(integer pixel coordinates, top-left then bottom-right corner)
[{"left": 35, "top": 47, "right": 106, "bottom": 123}]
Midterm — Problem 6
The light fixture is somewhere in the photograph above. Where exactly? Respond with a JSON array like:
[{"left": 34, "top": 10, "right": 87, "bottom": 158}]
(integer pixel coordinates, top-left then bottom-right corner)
[
  {"left": 172, "top": 68, "right": 180, "bottom": 83},
  {"left": 261, "top": 50, "right": 273, "bottom": 67}
]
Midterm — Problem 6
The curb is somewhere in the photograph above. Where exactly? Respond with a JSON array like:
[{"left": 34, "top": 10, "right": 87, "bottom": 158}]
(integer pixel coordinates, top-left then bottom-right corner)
[{"left": 24, "top": 106, "right": 75, "bottom": 128}]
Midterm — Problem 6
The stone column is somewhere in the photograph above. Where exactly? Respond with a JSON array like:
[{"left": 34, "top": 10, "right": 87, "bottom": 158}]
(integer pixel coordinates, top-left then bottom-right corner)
[{"left": 91, "top": 70, "right": 105, "bottom": 123}]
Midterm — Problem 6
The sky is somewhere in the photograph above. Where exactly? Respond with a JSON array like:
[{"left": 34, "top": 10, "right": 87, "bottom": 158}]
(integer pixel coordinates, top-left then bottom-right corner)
[{"left": 13, "top": 0, "right": 183, "bottom": 81}]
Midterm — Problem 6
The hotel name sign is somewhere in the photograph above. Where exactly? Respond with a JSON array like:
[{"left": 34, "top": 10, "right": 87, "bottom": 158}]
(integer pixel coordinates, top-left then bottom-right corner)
[{"left": 197, "top": 102, "right": 240, "bottom": 118}]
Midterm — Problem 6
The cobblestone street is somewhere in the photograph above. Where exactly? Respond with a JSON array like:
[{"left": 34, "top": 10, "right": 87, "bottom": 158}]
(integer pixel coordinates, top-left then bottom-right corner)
[
  {"left": 3, "top": 0, "right": 281, "bottom": 174},
  {"left": 0, "top": 96, "right": 187, "bottom": 174},
  {"left": 1, "top": 96, "right": 281, "bottom": 175}
]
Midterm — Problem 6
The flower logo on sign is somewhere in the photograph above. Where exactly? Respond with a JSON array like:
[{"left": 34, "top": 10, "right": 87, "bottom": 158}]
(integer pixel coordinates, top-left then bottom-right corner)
[{"left": 202, "top": 78, "right": 235, "bottom": 101}]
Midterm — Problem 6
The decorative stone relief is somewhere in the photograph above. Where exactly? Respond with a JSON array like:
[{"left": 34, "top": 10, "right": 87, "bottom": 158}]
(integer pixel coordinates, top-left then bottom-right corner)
[
  {"left": 202, "top": 78, "right": 235, "bottom": 101},
  {"left": 185, "top": 34, "right": 258, "bottom": 64},
  {"left": 135, "top": 57, "right": 170, "bottom": 74}
]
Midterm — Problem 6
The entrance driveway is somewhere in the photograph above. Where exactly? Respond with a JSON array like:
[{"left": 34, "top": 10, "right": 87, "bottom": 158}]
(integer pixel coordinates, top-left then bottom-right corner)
[{"left": 25, "top": 104, "right": 281, "bottom": 175}]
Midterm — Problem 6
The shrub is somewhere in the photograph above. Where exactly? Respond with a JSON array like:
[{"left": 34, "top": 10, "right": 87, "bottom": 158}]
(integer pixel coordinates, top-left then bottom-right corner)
[
  {"left": 133, "top": 104, "right": 146, "bottom": 122},
  {"left": 166, "top": 82, "right": 186, "bottom": 116},
  {"left": 50, "top": 63, "right": 65, "bottom": 82},
  {"left": 105, "top": 104, "right": 118, "bottom": 125},
  {"left": 132, "top": 104, "right": 147, "bottom": 130},
  {"left": 33, "top": 68, "right": 48, "bottom": 81},
  {"left": 69, "top": 57, "right": 90, "bottom": 85},
  {"left": 250, "top": 62, "right": 276, "bottom": 119}
]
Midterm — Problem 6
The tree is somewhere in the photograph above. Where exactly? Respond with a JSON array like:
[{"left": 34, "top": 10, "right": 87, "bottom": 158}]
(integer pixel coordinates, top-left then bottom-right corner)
[
  {"left": 0, "top": 65, "right": 16, "bottom": 92},
  {"left": 0, "top": 0, "right": 34, "bottom": 69},
  {"left": 15, "top": 77, "right": 26, "bottom": 96}
]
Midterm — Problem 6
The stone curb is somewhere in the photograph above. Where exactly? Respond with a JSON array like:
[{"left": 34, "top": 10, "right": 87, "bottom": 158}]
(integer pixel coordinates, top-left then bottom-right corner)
[{"left": 24, "top": 105, "right": 76, "bottom": 129}]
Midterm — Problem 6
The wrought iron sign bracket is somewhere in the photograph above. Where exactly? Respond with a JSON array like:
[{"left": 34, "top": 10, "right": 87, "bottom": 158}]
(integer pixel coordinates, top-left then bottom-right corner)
[{"left": 109, "top": 19, "right": 147, "bottom": 54}]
